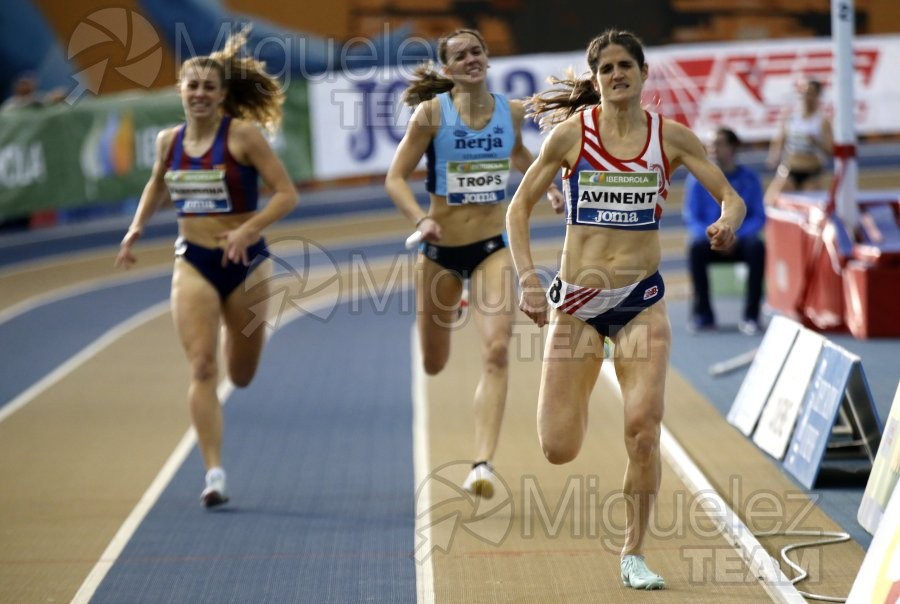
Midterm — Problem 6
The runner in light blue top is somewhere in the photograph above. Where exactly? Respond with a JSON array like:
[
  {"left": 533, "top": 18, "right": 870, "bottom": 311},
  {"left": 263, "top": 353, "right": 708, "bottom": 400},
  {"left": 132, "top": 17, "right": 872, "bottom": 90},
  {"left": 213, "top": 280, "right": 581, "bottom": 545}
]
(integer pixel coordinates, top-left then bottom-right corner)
[
  {"left": 426, "top": 91, "right": 515, "bottom": 204},
  {"left": 385, "top": 28, "right": 564, "bottom": 500}
]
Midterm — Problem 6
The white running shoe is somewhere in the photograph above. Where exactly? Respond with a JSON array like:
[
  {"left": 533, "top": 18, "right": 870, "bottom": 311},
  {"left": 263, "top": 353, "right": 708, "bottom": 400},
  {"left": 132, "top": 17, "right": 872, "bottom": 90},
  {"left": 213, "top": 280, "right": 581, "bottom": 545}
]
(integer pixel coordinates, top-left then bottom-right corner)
[
  {"left": 201, "top": 467, "right": 229, "bottom": 508},
  {"left": 620, "top": 554, "right": 665, "bottom": 590},
  {"left": 462, "top": 462, "right": 495, "bottom": 499}
]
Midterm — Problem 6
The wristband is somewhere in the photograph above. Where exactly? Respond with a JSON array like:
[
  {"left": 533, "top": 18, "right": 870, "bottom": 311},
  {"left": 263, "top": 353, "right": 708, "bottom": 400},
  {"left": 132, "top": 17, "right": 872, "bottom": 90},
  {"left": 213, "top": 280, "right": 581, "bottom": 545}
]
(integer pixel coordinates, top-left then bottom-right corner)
[{"left": 415, "top": 216, "right": 429, "bottom": 228}]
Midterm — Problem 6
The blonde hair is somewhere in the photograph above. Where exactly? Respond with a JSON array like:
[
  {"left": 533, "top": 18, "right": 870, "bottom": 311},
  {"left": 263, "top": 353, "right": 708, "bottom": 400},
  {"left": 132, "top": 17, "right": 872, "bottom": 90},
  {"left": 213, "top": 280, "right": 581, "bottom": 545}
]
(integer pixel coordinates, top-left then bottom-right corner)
[{"left": 179, "top": 26, "right": 284, "bottom": 133}]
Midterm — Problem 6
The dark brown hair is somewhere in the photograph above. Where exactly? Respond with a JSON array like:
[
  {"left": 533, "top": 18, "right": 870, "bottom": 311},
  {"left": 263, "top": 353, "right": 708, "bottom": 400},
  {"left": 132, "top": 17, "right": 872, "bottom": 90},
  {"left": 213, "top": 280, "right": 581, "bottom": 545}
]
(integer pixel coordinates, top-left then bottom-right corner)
[
  {"left": 527, "top": 29, "right": 646, "bottom": 129},
  {"left": 179, "top": 26, "right": 284, "bottom": 133},
  {"left": 804, "top": 77, "right": 823, "bottom": 95},
  {"left": 715, "top": 126, "right": 741, "bottom": 148},
  {"left": 401, "top": 29, "right": 489, "bottom": 107}
]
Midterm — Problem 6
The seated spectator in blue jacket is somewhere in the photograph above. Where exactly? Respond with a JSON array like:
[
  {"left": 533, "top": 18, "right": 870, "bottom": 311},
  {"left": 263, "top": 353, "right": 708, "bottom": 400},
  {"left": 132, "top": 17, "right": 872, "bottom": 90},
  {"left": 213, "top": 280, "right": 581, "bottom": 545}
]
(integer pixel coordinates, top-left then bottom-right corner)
[{"left": 683, "top": 127, "right": 766, "bottom": 335}]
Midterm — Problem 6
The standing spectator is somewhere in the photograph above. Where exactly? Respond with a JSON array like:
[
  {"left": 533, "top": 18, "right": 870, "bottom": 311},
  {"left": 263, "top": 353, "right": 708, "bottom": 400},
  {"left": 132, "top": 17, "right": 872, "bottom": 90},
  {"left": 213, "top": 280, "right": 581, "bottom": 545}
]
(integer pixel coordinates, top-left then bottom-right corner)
[
  {"left": 683, "top": 127, "right": 766, "bottom": 335},
  {"left": 765, "top": 77, "right": 833, "bottom": 205}
]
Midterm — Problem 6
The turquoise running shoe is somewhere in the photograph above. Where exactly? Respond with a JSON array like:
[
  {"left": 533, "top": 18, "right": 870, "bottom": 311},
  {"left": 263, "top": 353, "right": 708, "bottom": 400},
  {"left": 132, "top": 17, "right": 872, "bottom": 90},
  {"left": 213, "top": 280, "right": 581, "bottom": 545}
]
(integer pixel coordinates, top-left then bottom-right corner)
[{"left": 621, "top": 554, "right": 665, "bottom": 590}]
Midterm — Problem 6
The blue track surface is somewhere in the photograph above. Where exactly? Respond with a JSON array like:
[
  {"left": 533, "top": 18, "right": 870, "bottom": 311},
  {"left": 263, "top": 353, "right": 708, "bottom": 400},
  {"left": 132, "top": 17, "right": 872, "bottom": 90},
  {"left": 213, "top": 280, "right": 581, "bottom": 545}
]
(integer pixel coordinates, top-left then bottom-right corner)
[
  {"left": 0, "top": 224, "right": 690, "bottom": 413},
  {"left": 2, "top": 179, "right": 897, "bottom": 599},
  {"left": 0, "top": 276, "right": 170, "bottom": 404},
  {"left": 90, "top": 292, "right": 417, "bottom": 603}
]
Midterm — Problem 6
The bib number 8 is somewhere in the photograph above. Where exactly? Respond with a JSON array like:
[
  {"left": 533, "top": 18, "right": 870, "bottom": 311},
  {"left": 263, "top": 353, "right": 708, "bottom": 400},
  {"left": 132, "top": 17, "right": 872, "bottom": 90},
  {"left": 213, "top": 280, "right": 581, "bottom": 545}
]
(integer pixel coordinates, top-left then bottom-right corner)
[{"left": 548, "top": 275, "right": 562, "bottom": 304}]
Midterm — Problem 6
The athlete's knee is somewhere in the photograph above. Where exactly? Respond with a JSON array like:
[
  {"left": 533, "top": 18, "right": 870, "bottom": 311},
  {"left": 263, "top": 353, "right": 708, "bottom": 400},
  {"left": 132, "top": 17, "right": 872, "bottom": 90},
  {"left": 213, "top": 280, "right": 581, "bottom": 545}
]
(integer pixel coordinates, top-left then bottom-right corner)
[
  {"left": 189, "top": 353, "right": 218, "bottom": 383},
  {"left": 222, "top": 330, "right": 263, "bottom": 387},
  {"left": 422, "top": 352, "right": 447, "bottom": 376},
  {"left": 540, "top": 428, "right": 581, "bottom": 464},
  {"left": 226, "top": 350, "right": 260, "bottom": 388},
  {"left": 542, "top": 440, "right": 579, "bottom": 465},
  {"left": 228, "top": 366, "right": 256, "bottom": 388},
  {"left": 625, "top": 423, "right": 660, "bottom": 464},
  {"left": 483, "top": 337, "right": 509, "bottom": 370}
]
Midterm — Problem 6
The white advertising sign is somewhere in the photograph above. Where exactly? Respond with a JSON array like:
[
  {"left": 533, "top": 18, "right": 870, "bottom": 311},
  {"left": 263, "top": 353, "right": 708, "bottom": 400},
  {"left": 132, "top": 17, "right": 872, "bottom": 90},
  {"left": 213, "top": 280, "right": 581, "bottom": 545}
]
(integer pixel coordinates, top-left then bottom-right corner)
[
  {"left": 309, "top": 35, "right": 900, "bottom": 181},
  {"left": 308, "top": 55, "right": 577, "bottom": 179}
]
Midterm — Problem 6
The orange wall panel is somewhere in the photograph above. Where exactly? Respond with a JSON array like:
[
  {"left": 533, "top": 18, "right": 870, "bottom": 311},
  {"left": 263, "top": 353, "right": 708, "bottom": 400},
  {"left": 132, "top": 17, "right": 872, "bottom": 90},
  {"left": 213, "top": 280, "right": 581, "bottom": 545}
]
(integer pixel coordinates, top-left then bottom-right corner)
[
  {"left": 223, "top": 0, "right": 350, "bottom": 38},
  {"left": 32, "top": 0, "right": 179, "bottom": 93}
]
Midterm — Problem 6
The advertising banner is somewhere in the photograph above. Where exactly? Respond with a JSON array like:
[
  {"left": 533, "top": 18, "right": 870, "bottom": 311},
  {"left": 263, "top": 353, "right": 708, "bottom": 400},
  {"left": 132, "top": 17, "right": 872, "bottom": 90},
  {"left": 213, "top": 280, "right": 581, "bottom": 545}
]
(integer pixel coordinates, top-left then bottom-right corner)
[
  {"left": 0, "top": 83, "right": 312, "bottom": 220},
  {"left": 309, "top": 35, "right": 900, "bottom": 180}
]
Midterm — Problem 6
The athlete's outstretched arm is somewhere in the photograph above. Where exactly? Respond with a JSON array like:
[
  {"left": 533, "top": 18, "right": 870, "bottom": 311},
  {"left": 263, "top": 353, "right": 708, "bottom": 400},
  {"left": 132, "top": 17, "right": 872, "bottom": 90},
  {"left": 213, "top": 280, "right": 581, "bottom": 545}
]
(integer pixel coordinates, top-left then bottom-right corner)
[
  {"left": 507, "top": 118, "right": 579, "bottom": 326},
  {"left": 115, "top": 128, "right": 175, "bottom": 269},
  {"left": 666, "top": 120, "right": 746, "bottom": 251}
]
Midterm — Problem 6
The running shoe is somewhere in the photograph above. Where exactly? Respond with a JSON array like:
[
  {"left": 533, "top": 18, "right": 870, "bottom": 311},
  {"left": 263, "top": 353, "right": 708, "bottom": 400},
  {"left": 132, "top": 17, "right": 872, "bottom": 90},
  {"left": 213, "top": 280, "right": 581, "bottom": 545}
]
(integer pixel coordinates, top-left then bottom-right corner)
[
  {"left": 621, "top": 554, "right": 665, "bottom": 590},
  {"left": 201, "top": 467, "right": 229, "bottom": 508},
  {"left": 738, "top": 318, "right": 762, "bottom": 336},
  {"left": 687, "top": 314, "right": 717, "bottom": 334},
  {"left": 462, "top": 462, "right": 495, "bottom": 499}
]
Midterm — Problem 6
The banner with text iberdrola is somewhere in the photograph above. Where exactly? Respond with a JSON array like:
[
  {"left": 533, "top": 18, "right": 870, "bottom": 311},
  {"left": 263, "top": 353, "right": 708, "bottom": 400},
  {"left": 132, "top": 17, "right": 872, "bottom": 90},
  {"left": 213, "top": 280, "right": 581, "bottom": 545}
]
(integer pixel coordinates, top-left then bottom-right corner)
[
  {"left": 0, "top": 84, "right": 312, "bottom": 221},
  {"left": 308, "top": 34, "right": 900, "bottom": 181}
]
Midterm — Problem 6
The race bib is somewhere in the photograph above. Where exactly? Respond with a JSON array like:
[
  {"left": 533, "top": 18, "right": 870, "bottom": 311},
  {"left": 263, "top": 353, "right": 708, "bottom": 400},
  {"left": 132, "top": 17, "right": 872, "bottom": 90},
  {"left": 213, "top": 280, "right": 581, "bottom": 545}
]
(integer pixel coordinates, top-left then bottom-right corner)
[
  {"left": 166, "top": 169, "right": 232, "bottom": 214},
  {"left": 575, "top": 170, "right": 659, "bottom": 227},
  {"left": 446, "top": 159, "right": 510, "bottom": 205}
]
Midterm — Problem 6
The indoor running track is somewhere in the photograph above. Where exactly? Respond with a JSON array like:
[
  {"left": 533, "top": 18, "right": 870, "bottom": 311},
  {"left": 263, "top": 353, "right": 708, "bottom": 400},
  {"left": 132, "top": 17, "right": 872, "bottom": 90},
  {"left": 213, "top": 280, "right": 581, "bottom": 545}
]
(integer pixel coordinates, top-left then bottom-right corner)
[{"left": 0, "top": 191, "right": 867, "bottom": 603}]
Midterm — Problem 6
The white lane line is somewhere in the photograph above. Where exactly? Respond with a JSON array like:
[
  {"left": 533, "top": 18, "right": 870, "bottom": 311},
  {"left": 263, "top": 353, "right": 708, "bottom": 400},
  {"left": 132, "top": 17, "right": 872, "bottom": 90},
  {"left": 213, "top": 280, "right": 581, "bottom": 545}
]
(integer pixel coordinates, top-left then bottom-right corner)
[
  {"left": 70, "top": 296, "right": 324, "bottom": 603},
  {"left": 0, "top": 267, "right": 170, "bottom": 327},
  {"left": 600, "top": 363, "right": 805, "bottom": 603},
  {"left": 411, "top": 326, "right": 435, "bottom": 604},
  {"left": 72, "top": 272, "right": 414, "bottom": 603},
  {"left": 0, "top": 301, "right": 170, "bottom": 426},
  {"left": 71, "top": 380, "right": 235, "bottom": 604}
]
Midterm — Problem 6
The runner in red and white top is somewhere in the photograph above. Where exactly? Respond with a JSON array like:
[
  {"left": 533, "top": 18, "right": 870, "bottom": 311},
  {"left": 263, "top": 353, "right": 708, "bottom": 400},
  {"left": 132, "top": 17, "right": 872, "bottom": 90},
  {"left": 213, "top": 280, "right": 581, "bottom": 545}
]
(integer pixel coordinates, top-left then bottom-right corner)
[
  {"left": 506, "top": 29, "right": 746, "bottom": 591},
  {"left": 562, "top": 107, "right": 670, "bottom": 231}
]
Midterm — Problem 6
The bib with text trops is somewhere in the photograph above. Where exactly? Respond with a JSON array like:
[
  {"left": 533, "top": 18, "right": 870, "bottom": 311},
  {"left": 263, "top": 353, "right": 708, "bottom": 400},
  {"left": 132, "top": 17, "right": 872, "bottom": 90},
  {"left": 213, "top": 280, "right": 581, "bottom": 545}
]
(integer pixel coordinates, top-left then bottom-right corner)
[
  {"left": 575, "top": 170, "right": 659, "bottom": 227},
  {"left": 446, "top": 159, "right": 510, "bottom": 205},
  {"left": 165, "top": 169, "right": 233, "bottom": 214}
]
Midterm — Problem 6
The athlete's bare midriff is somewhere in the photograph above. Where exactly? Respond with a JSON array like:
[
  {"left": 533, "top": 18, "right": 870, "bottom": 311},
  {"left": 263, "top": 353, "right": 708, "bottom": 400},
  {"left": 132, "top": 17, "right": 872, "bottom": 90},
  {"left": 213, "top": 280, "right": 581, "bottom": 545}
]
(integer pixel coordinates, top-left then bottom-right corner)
[
  {"left": 178, "top": 212, "right": 255, "bottom": 248},
  {"left": 784, "top": 151, "right": 824, "bottom": 172},
  {"left": 560, "top": 225, "right": 661, "bottom": 289},
  {"left": 426, "top": 194, "right": 506, "bottom": 246}
]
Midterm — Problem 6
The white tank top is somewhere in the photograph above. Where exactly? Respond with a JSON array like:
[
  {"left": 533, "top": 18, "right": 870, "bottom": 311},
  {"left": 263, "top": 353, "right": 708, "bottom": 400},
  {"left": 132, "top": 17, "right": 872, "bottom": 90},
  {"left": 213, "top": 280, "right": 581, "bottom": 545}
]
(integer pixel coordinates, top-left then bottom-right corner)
[{"left": 785, "top": 110, "right": 824, "bottom": 156}]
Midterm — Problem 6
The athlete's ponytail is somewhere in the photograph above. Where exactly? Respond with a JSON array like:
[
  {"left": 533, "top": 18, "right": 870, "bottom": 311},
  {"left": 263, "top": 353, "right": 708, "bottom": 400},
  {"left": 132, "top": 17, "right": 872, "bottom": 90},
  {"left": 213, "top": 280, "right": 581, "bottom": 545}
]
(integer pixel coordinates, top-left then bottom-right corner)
[
  {"left": 526, "top": 70, "right": 600, "bottom": 131},
  {"left": 402, "top": 61, "right": 455, "bottom": 107},
  {"left": 402, "top": 28, "right": 490, "bottom": 107}
]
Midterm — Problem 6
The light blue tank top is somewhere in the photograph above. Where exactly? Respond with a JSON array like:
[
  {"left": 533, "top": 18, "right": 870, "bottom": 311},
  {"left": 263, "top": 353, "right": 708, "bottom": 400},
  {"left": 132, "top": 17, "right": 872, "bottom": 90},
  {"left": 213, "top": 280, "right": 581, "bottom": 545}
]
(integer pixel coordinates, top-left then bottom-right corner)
[{"left": 426, "top": 92, "right": 515, "bottom": 204}]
